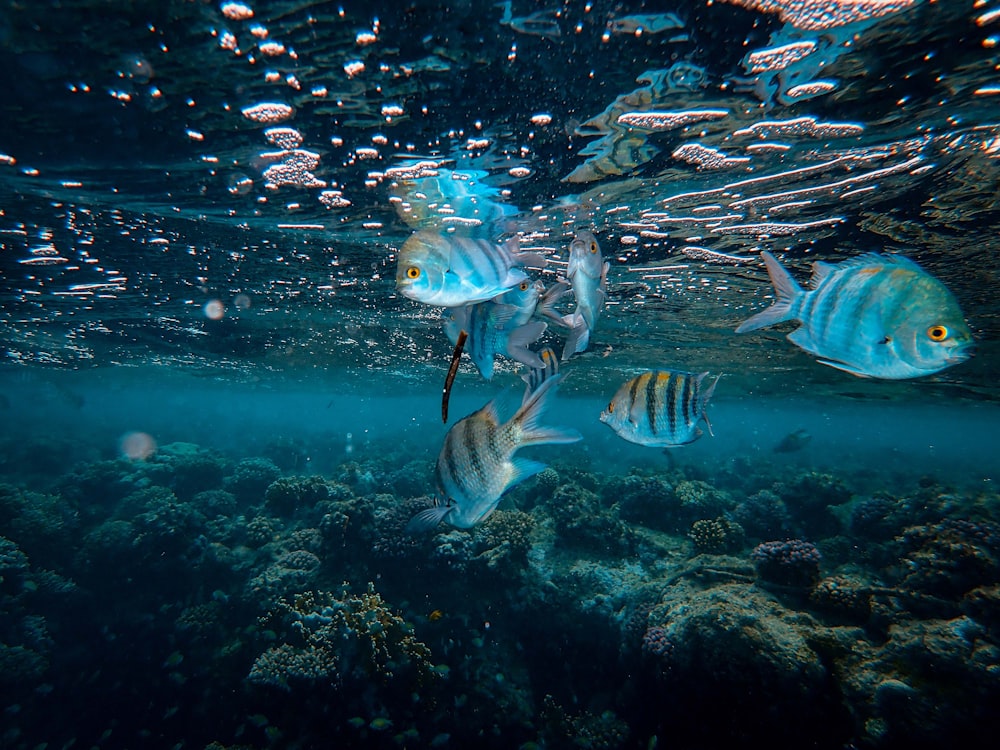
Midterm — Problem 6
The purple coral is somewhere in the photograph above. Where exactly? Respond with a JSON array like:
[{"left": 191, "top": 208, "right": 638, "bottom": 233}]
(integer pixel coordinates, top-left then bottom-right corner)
[
  {"left": 751, "top": 539, "right": 822, "bottom": 587},
  {"left": 641, "top": 625, "right": 674, "bottom": 664}
]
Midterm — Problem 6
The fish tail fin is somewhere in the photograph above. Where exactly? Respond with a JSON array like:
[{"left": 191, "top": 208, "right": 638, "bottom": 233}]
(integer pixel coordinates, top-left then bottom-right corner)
[
  {"left": 561, "top": 313, "right": 590, "bottom": 360},
  {"left": 502, "top": 237, "right": 547, "bottom": 270},
  {"left": 736, "top": 251, "right": 803, "bottom": 333},
  {"left": 537, "top": 281, "right": 571, "bottom": 323},
  {"left": 521, "top": 346, "right": 559, "bottom": 402},
  {"left": 697, "top": 372, "right": 721, "bottom": 438},
  {"left": 406, "top": 504, "right": 453, "bottom": 534},
  {"left": 505, "top": 322, "right": 547, "bottom": 368},
  {"left": 700, "top": 372, "right": 721, "bottom": 405},
  {"left": 511, "top": 374, "right": 582, "bottom": 446}
]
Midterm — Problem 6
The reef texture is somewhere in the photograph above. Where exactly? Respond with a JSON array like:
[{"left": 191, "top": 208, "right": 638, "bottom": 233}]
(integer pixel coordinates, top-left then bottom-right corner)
[{"left": 0, "top": 437, "right": 998, "bottom": 750}]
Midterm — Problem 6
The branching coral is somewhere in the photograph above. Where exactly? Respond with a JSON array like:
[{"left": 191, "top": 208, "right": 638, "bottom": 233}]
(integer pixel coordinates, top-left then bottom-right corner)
[
  {"left": 689, "top": 517, "right": 745, "bottom": 555},
  {"left": 249, "top": 583, "right": 435, "bottom": 692}
]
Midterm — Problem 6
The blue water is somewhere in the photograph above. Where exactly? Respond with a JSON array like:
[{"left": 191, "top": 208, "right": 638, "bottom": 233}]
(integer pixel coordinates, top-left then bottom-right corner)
[{"left": 2, "top": 1, "right": 1000, "bottom": 748}]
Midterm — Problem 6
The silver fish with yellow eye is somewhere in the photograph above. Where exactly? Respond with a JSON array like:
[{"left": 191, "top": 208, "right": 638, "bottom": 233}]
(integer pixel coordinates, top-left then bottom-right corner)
[
  {"left": 497, "top": 279, "right": 569, "bottom": 328},
  {"left": 736, "top": 251, "right": 974, "bottom": 379},
  {"left": 562, "top": 230, "right": 609, "bottom": 359},
  {"left": 395, "top": 229, "right": 545, "bottom": 308},
  {"left": 600, "top": 370, "right": 719, "bottom": 448}
]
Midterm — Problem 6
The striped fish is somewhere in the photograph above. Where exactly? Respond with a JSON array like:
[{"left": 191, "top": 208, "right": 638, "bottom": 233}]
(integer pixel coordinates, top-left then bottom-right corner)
[
  {"left": 407, "top": 374, "right": 581, "bottom": 533},
  {"left": 600, "top": 370, "right": 719, "bottom": 447},
  {"left": 736, "top": 251, "right": 973, "bottom": 379},
  {"left": 443, "top": 301, "right": 547, "bottom": 380},
  {"left": 521, "top": 346, "right": 559, "bottom": 403},
  {"left": 396, "top": 229, "right": 545, "bottom": 307}
]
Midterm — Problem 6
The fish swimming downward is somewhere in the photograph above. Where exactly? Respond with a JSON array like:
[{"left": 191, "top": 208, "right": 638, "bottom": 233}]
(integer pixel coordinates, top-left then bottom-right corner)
[
  {"left": 736, "top": 251, "right": 973, "bottom": 379},
  {"left": 562, "top": 230, "right": 609, "bottom": 360},
  {"left": 395, "top": 229, "right": 545, "bottom": 307},
  {"left": 600, "top": 369, "right": 719, "bottom": 448},
  {"left": 443, "top": 301, "right": 547, "bottom": 380},
  {"left": 407, "top": 374, "right": 581, "bottom": 533}
]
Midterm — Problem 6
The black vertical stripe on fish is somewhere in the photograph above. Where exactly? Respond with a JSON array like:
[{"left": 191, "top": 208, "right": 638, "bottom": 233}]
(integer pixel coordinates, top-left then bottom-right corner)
[
  {"left": 628, "top": 374, "right": 643, "bottom": 423},
  {"left": 645, "top": 371, "right": 661, "bottom": 437},
  {"left": 442, "top": 329, "right": 467, "bottom": 423},
  {"left": 464, "top": 416, "right": 487, "bottom": 492},
  {"left": 480, "top": 239, "right": 506, "bottom": 284},
  {"left": 681, "top": 372, "right": 694, "bottom": 431},
  {"left": 486, "top": 419, "right": 505, "bottom": 468},
  {"left": 442, "top": 434, "right": 464, "bottom": 499},
  {"left": 666, "top": 371, "right": 679, "bottom": 436}
]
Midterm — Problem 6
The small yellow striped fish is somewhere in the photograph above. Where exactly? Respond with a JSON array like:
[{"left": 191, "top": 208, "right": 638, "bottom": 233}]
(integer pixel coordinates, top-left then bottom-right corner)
[{"left": 600, "top": 370, "right": 719, "bottom": 448}]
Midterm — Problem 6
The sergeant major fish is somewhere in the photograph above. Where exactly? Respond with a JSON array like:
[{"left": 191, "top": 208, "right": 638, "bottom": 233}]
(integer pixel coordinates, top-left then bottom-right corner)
[
  {"left": 600, "top": 370, "right": 719, "bottom": 447},
  {"left": 396, "top": 229, "right": 545, "bottom": 307},
  {"left": 443, "top": 301, "right": 547, "bottom": 381},
  {"left": 736, "top": 251, "right": 973, "bottom": 379},
  {"left": 407, "top": 374, "right": 581, "bottom": 533},
  {"left": 562, "top": 230, "right": 609, "bottom": 360},
  {"left": 498, "top": 279, "right": 568, "bottom": 327}
]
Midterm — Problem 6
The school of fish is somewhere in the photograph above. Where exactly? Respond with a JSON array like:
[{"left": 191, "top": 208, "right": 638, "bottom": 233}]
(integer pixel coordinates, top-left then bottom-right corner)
[{"left": 395, "top": 228, "right": 973, "bottom": 533}]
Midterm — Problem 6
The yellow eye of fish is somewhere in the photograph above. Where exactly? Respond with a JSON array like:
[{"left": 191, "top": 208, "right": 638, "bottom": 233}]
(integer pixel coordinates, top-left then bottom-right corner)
[
  {"left": 927, "top": 325, "right": 949, "bottom": 342},
  {"left": 519, "top": 281, "right": 529, "bottom": 291},
  {"left": 607, "top": 402, "right": 614, "bottom": 413},
  {"left": 589, "top": 242, "right": 598, "bottom": 254},
  {"left": 406, "top": 266, "right": 421, "bottom": 279}
]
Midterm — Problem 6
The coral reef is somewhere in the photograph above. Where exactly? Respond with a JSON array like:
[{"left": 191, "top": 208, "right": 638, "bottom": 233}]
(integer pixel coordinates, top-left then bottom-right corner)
[
  {"left": 225, "top": 457, "right": 282, "bottom": 502},
  {"left": 893, "top": 519, "right": 1000, "bottom": 598},
  {"left": 263, "top": 475, "right": 340, "bottom": 518},
  {"left": 673, "top": 479, "right": 734, "bottom": 521},
  {"left": 2, "top": 432, "right": 999, "bottom": 750},
  {"left": 731, "top": 488, "right": 791, "bottom": 540},
  {"left": 545, "top": 482, "right": 636, "bottom": 555},
  {"left": 688, "top": 516, "right": 745, "bottom": 554},
  {"left": 751, "top": 539, "right": 823, "bottom": 588},
  {"left": 250, "top": 583, "right": 435, "bottom": 690}
]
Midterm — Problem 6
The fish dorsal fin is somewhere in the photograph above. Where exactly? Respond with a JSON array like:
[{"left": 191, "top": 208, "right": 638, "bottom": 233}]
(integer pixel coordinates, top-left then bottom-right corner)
[
  {"left": 488, "top": 302, "right": 519, "bottom": 329},
  {"left": 813, "top": 252, "right": 921, "bottom": 283},
  {"left": 478, "top": 392, "right": 507, "bottom": 426},
  {"left": 808, "top": 260, "right": 837, "bottom": 289}
]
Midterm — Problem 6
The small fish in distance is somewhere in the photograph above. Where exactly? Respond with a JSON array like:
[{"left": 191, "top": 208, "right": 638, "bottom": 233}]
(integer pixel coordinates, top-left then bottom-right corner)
[
  {"left": 600, "top": 369, "right": 719, "bottom": 448},
  {"left": 736, "top": 251, "right": 973, "bottom": 379},
  {"left": 773, "top": 428, "right": 812, "bottom": 454}
]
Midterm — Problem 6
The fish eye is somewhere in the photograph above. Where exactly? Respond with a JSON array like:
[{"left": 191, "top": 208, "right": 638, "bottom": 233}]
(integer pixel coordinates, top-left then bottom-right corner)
[
  {"left": 927, "top": 325, "right": 949, "bottom": 342},
  {"left": 406, "top": 266, "right": 421, "bottom": 279},
  {"left": 519, "top": 281, "right": 529, "bottom": 291},
  {"left": 607, "top": 402, "right": 614, "bottom": 413},
  {"left": 589, "top": 242, "right": 598, "bottom": 254}
]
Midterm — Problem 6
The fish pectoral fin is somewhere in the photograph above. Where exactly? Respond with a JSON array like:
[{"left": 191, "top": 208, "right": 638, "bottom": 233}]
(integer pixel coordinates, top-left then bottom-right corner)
[
  {"left": 406, "top": 505, "right": 454, "bottom": 534},
  {"left": 506, "top": 322, "right": 547, "bottom": 367},
  {"left": 786, "top": 328, "right": 822, "bottom": 357},
  {"left": 509, "top": 458, "right": 548, "bottom": 488},
  {"left": 816, "top": 359, "right": 872, "bottom": 378}
]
